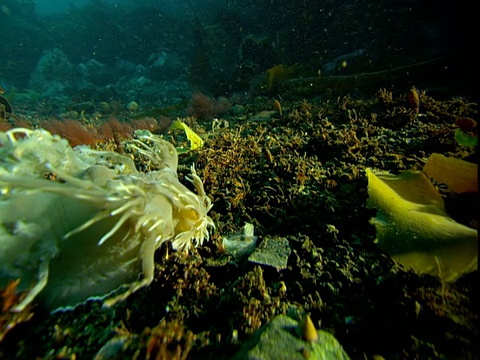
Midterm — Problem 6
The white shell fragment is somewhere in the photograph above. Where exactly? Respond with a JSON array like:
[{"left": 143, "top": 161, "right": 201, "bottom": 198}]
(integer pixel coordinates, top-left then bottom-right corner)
[{"left": 222, "top": 222, "right": 257, "bottom": 260}]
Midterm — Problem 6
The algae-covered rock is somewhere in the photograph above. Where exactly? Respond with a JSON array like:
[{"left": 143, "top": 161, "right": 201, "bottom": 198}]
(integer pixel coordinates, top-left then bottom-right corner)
[{"left": 233, "top": 314, "right": 350, "bottom": 360}]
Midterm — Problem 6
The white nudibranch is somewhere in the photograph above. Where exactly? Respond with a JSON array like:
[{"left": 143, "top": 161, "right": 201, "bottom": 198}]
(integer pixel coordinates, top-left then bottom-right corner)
[{"left": 0, "top": 128, "right": 214, "bottom": 312}]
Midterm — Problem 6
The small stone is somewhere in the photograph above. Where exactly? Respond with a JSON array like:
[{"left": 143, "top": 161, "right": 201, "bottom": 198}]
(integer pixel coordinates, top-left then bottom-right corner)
[
  {"left": 93, "top": 336, "right": 130, "bottom": 360},
  {"left": 250, "top": 110, "right": 276, "bottom": 122},
  {"left": 127, "top": 101, "right": 139, "bottom": 112},
  {"left": 248, "top": 236, "right": 291, "bottom": 270},
  {"left": 98, "top": 101, "right": 111, "bottom": 113},
  {"left": 230, "top": 104, "right": 245, "bottom": 116}
]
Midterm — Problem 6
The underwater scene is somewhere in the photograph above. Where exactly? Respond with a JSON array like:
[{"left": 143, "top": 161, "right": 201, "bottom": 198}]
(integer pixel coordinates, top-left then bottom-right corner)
[{"left": 0, "top": 0, "right": 478, "bottom": 359}]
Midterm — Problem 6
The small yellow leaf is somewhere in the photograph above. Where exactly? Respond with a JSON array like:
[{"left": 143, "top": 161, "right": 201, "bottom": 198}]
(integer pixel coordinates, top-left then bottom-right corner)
[{"left": 171, "top": 119, "right": 204, "bottom": 151}]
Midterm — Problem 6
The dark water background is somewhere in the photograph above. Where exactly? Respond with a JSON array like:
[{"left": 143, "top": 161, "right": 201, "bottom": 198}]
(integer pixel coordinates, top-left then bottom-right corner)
[{"left": 1, "top": 0, "right": 478, "bottom": 105}]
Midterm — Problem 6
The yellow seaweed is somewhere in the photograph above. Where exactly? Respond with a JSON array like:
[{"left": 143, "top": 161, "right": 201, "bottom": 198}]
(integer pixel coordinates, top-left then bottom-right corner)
[
  {"left": 170, "top": 119, "right": 204, "bottom": 151},
  {"left": 366, "top": 168, "right": 477, "bottom": 281},
  {"left": 264, "top": 64, "right": 301, "bottom": 91},
  {"left": 423, "top": 153, "right": 478, "bottom": 194}
]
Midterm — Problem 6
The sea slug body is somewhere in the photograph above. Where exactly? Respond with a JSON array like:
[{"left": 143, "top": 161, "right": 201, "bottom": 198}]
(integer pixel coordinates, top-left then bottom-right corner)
[{"left": 0, "top": 128, "right": 214, "bottom": 312}]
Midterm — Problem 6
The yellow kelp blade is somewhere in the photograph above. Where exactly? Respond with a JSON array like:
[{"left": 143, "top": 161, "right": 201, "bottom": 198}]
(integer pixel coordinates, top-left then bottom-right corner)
[
  {"left": 423, "top": 153, "right": 478, "bottom": 194},
  {"left": 170, "top": 119, "right": 204, "bottom": 151},
  {"left": 366, "top": 168, "right": 477, "bottom": 282}
]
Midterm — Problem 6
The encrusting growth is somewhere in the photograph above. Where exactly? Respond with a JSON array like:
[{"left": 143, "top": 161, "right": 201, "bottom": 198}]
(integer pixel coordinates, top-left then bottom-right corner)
[{"left": 0, "top": 128, "right": 214, "bottom": 312}]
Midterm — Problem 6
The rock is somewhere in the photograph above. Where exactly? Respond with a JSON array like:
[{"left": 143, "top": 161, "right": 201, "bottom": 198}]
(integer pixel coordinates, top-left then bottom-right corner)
[
  {"left": 230, "top": 104, "right": 246, "bottom": 116},
  {"left": 93, "top": 336, "right": 131, "bottom": 360},
  {"left": 29, "top": 48, "right": 77, "bottom": 96},
  {"left": 250, "top": 110, "right": 276, "bottom": 122},
  {"left": 82, "top": 59, "right": 112, "bottom": 85},
  {"left": 233, "top": 315, "right": 350, "bottom": 360},
  {"left": 248, "top": 236, "right": 290, "bottom": 271}
]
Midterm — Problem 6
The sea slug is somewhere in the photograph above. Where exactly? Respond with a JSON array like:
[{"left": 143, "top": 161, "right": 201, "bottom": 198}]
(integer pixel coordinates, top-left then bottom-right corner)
[{"left": 0, "top": 128, "right": 214, "bottom": 311}]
